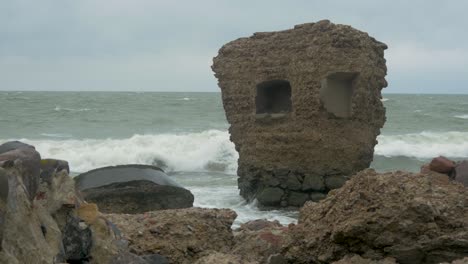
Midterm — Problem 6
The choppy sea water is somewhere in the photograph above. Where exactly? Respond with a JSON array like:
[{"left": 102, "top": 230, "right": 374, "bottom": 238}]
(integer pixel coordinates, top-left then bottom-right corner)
[{"left": 1, "top": 92, "right": 467, "bottom": 226}]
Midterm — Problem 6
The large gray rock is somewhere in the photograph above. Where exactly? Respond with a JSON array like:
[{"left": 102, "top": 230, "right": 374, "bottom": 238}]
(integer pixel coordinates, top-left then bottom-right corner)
[
  {"left": 0, "top": 141, "right": 41, "bottom": 201},
  {"left": 454, "top": 161, "right": 468, "bottom": 187},
  {"left": 75, "top": 165, "right": 194, "bottom": 213}
]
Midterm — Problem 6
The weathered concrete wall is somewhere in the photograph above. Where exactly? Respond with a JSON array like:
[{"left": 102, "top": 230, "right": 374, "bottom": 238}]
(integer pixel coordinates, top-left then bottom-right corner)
[{"left": 212, "top": 20, "right": 388, "bottom": 207}]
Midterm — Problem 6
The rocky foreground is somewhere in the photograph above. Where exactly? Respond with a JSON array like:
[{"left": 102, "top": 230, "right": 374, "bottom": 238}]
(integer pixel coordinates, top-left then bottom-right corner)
[{"left": 0, "top": 142, "right": 467, "bottom": 263}]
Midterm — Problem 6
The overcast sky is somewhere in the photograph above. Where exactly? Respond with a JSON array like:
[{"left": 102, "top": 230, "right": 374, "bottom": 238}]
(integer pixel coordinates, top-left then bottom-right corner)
[{"left": 1, "top": 0, "right": 467, "bottom": 93}]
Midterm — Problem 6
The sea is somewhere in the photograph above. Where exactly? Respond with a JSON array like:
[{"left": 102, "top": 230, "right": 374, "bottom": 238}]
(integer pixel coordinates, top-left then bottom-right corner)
[{"left": 1, "top": 92, "right": 467, "bottom": 227}]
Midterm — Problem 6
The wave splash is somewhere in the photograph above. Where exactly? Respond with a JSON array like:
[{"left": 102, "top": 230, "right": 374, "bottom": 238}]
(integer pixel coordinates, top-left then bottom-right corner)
[
  {"left": 375, "top": 131, "right": 468, "bottom": 159},
  {"left": 18, "top": 130, "right": 238, "bottom": 174},
  {"left": 7, "top": 130, "right": 468, "bottom": 174}
]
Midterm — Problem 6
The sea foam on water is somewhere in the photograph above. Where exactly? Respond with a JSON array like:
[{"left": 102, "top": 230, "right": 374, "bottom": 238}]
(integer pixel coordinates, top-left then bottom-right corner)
[{"left": 11, "top": 130, "right": 468, "bottom": 175}]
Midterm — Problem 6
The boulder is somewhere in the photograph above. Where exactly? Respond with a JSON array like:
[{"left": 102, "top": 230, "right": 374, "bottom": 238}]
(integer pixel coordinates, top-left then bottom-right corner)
[
  {"left": 429, "top": 156, "right": 455, "bottom": 174},
  {"left": 454, "top": 161, "right": 468, "bottom": 187},
  {"left": 257, "top": 187, "right": 284, "bottom": 206},
  {"left": 40, "top": 158, "right": 70, "bottom": 185},
  {"left": 75, "top": 165, "right": 194, "bottom": 213},
  {"left": 283, "top": 169, "right": 468, "bottom": 264},
  {"left": 302, "top": 174, "right": 325, "bottom": 191},
  {"left": 0, "top": 141, "right": 152, "bottom": 264},
  {"left": 0, "top": 141, "right": 41, "bottom": 201},
  {"left": 105, "top": 208, "right": 237, "bottom": 264}
]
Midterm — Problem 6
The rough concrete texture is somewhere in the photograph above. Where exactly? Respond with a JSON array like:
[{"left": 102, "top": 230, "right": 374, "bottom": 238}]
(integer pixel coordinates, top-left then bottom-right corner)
[
  {"left": 283, "top": 170, "right": 468, "bottom": 264},
  {"left": 212, "top": 20, "right": 388, "bottom": 207}
]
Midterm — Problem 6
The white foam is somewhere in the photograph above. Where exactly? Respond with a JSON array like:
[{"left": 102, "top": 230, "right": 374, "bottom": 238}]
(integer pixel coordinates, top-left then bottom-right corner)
[
  {"left": 40, "top": 133, "right": 73, "bottom": 138},
  {"left": 54, "top": 106, "right": 91, "bottom": 112},
  {"left": 6, "top": 130, "right": 468, "bottom": 174},
  {"left": 16, "top": 130, "right": 238, "bottom": 174},
  {"left": 381, "top": 98, "right": 389, "bottom": 102},
  {"left": 376, "top": 131, "right": 468, "bottom": 158},
  {"left": 455, "top": 114, "right": 468, "bottom": 119}
]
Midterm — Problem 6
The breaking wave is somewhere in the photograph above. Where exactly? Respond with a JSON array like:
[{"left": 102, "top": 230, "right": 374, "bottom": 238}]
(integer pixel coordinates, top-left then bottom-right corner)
[
  {"left": 375, "top": 131, "right": 468, "bottom": 159},
  {"left": 455, "top": 114, "right": 468, "bottom": 119},
  {"left": 15, "top": 130, "right": 238, "bottom": 174},
  {"left": 5, "top": 130, "right": 467, "bottom": 174}
]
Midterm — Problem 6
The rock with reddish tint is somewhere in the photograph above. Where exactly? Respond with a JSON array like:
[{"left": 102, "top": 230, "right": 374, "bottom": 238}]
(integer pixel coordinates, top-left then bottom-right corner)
[
  {"left": 105, "top": 208, "right": 237, "bottom": 264},
  {"left": 283, "top": 169, "right": 468, "bottom": 264},
  {"left": 429, "top": 156, "right": 455, "bottom": 174},
  {"left": 454, "top": 161, "right": 468, "bottom": 187}
]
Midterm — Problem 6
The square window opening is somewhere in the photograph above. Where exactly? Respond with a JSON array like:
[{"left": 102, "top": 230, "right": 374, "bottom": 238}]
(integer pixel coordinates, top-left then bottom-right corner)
[
  {"left": 320, "top": 72, "right": 358, "bottom": 118},
  {"left": 256, "top": 80, "right": 292, "bottom": 115}
]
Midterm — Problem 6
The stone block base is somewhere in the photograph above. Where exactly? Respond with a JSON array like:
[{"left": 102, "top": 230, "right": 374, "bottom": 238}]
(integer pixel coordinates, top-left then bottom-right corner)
[{"left": 238, "top": 167, "right": 349, "bottom": 207}]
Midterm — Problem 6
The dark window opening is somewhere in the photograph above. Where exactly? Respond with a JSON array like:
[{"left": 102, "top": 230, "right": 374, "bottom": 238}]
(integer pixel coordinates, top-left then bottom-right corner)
[
  {"left": 320, "top": 72, "right": 358, "bottom": 118},
  {"left": 256, "top": 80, "right": 292, "bottom": 114}
]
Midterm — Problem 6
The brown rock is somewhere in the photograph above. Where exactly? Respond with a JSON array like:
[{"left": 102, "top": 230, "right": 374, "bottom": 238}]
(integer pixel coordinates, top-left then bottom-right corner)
[
  {"left": 212, "top": 20, "right": 388, "bottom": 207},
  {"left": 331, "top": 255, "right": 397, "bottom": 264},
  {"left": 420, "top": 164, "right": 432, "bottom": 174},
  {"left": 429, "top": 156, "right": 455, "bottom": 174},
  {"left": 283, "top": 169, "right": 468, "bottom": 264},
  {"left": 232, "top": 220, "right": 288, "bottom": 263},
  {"left": 451, "top": 257, "right": 468, "bottom": 264},
  {"left": 77, "top": 203, "right": 99, "bottom": 224},
  {"left": 194, "top": 252, "right": 257, "bottom": 264},
  {"left": 105, "top": 208, "right": 237, "bottom": 264}
]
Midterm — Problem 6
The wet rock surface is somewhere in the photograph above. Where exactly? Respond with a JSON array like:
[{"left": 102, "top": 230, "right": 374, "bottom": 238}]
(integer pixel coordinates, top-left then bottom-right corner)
[
  {"left": 283, "top": 169, "right": 468, "bottom": 264},
  {"left": 75, "top": 165, "right": 194, "bottom": 213},
  {"left": 212, "top": 20, "right": 388, "bottom": 207},
  {"left": 82, "top": 180, "right": 194, "bottom": 214}
]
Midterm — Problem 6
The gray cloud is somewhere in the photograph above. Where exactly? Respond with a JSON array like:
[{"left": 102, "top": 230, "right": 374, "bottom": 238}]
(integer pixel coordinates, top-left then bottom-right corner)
[{"left": 1, "top": 0, "right": 467, "bottom": 93}]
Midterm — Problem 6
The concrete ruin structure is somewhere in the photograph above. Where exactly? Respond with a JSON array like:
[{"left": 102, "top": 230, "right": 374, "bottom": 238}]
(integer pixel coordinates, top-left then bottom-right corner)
[{"left": 212, "top": 20, "right": 388, "bottom": 207}]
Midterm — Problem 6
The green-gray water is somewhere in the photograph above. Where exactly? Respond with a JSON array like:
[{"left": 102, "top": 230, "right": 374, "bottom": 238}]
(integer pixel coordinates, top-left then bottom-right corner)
[{"left": 1, "top": 92, "right": 467, "bottom": 225}]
